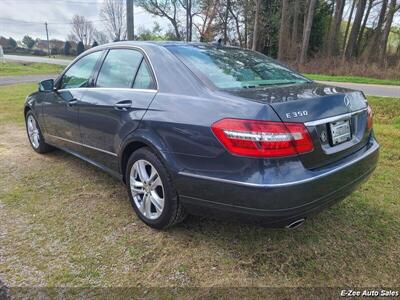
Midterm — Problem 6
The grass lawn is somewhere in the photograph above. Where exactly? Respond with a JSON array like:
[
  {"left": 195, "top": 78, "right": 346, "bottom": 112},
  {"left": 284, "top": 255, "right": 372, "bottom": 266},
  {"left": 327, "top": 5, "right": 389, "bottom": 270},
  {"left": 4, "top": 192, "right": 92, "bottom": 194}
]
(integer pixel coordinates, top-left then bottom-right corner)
[
  {"left": 0, "top": 61, "right": 64, "bottom": 76},
  {"left": 0, "top": 83, "right": 399, "bottom": 293},
  {"left": 304, "top": 73, "right": 400, "bottom": 86}
]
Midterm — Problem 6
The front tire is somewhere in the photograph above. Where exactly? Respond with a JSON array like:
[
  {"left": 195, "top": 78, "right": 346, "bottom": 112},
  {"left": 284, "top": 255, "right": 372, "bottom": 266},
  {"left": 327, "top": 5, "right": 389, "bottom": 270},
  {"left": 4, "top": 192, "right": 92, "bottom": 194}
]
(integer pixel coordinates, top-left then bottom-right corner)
[
  {"left": 126, "top": 147, "right": 186, "bottom": 229},
  {"left": 25, "top": 111, "right": 53, "bottom": 154}
]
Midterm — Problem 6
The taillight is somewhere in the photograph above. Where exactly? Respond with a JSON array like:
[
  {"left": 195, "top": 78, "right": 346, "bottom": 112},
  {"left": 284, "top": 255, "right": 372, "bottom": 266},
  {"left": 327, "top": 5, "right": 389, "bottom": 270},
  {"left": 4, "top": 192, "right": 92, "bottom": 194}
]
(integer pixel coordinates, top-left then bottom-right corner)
[
  {"left": 211, "top": 118, "right": 314, "bottom": 158},
  {"left": 367, "top": 105, "right": 373, "bottom": 129}
]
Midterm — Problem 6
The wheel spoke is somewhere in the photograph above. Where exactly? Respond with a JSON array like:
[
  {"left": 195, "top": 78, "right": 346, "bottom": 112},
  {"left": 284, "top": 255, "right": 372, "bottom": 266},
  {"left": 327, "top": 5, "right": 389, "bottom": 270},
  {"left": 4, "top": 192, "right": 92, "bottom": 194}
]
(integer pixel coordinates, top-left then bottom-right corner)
[
  {"left": 150, "top": 191, "right": 164, "bottom": 212},
  {"left": 150, "top": 174, "right": 161, "bottom": 189},
  {"left": 33, "top": 134, "right": 40, "bottom": 148},
  {"left": 143, "top": 193, "right": 151, "bottom": 217},
  {"left": 138, "top": 194, "right": 147, "bottom": 215},
  {"left": 137, "top": 160, "right": 149, "bottom": 182},
  {"left": 130, "top": 180, "right": 144, "bottom": 194}
]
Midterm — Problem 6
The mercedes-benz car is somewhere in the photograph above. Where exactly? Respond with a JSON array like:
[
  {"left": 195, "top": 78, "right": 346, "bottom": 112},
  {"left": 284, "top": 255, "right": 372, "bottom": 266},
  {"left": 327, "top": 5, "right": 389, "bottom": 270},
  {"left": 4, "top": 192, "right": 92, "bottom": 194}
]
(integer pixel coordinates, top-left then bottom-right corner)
[{"left": 24, "top": 41, "right": 379, "bottom": 229}]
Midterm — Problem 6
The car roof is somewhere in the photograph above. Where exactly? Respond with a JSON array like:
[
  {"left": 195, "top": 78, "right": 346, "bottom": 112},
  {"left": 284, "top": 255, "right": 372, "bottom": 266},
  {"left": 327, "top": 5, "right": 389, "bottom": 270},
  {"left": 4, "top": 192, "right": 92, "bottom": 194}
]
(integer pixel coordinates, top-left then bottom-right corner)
[{"left": 95, "top": 40, "right": 227, "bottom": 50}]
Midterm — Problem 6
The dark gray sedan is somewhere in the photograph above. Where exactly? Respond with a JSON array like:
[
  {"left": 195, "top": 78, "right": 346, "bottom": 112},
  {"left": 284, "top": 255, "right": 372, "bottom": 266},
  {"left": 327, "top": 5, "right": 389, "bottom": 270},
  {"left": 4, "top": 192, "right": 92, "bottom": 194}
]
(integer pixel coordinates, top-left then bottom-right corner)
[{"left": 24, "top": 41, "right": 379, "bottom": 229}]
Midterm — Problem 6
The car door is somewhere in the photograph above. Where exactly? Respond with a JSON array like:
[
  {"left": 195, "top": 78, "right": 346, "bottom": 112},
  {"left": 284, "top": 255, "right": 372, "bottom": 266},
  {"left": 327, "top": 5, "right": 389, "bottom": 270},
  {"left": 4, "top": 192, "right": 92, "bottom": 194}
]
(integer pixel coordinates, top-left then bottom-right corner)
[
  {"left": 78, "top": 48, "right": 157, "bottom": 172},
  {"left": 42, "top": 51, "right": 103, "bottom": 152}
]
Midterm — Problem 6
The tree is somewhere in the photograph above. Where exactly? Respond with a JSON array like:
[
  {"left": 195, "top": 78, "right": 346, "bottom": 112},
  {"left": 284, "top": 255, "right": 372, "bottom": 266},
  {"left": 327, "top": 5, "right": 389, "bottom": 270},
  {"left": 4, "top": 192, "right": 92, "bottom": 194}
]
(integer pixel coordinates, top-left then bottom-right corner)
[
  {"left": 343, "top": 0, "right": 367, "bottom": 60},
  {"left": 193, "top": 0, "right": 220, "bottom": 42},
  {"left": 361, "top": 0, "right": 388, "bottom": 61},
  {"left": 179, "top": 0, "right": 194, "bottom": 41},
  {"left": 377, "top": 0, "right": 399, "bottom": 65},
  {"left": 137, "top": 0, "right": 182, "bottom": 40},
  {"left": 93, "top": 30, "right": 109, "bottom": 44},
  {"left": 228, "top": 0, "right": 244, "bottom": 47},
  {"left": 77, "top": 41, "right": 85, "bottom": 55},
  {"left": 300, "top": 0, "right": 317, "bottom": 64},
  {"left": 8, "top": 37, "right": 17, "bottom": 49},
  {"left": 356, "top": 0, "right": 374, "bottom": 51},
  {"left": 70, "top": 15, "right": 94, "bottom": 47},
  {"left": 101, "top": 0, "right": 126, "bottom": 41},
  {"left": 22, "top": 35, "right": 35, "bottom": 49},
  {"left": 64, "top": 41, "right": 71, "bottom": 55},
  {"left": 92, "top": 41, "right": 99, "bottom": 47},
  {"left": 342, "top": 0, "right": 356, "bottom": 52},
  {"left": 252, "top": 0, "right": 261, "bottom": 50},
  {"left": 223, "top": 0, "right": 231, "bottom": 44},
  {"left": 278, "top": 0, "right": 290, "bottom": 60},
  {"left": 326, "top": 0, "right": 345, "bottom": 57},
  {"left": 290, "top": 0, "right": 301, "bottom": 59}
]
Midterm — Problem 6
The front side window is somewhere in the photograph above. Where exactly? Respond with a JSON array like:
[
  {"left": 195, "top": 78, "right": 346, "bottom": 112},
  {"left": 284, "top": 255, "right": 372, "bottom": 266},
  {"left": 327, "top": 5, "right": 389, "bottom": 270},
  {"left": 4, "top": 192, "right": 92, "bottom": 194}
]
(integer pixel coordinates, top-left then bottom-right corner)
[
  {"left": 60, "top": 51, "right": 102, "bottom": 89},
  {"left": 133, "top": 60, "right": 156, "bottom": 90},
  {"left": 96, "top": 49, "right": 143, "bottom": 88},
  {"left": 167, "top": 45, "right": 309, "bottom": 89}
]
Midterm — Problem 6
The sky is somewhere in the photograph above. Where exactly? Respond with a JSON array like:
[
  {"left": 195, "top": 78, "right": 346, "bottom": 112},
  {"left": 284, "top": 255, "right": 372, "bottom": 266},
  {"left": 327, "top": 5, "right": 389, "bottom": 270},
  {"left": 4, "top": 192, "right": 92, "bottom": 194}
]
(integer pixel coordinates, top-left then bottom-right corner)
[
  {"left": 0, "top": 0, "right": 167, "bottom": 41},
  {"left": 1, "top": 0, "right": 399, "bottom": 42}
]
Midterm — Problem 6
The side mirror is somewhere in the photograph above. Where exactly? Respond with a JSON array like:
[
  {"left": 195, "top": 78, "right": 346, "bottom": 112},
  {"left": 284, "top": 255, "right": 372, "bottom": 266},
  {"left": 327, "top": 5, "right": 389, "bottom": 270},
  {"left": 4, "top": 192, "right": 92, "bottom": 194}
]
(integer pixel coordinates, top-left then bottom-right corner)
[{"left": 39, "top": 79, "right": 54, "bottom": 92}]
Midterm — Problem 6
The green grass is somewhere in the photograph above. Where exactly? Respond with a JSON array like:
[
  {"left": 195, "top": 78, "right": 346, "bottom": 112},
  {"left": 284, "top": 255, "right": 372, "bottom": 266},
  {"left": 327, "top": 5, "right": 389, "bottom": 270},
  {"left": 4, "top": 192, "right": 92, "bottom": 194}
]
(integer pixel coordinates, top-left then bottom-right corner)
[
  {"left": 0, "top": 61, "right": 64, "bottom": 76},
  {"left": 0, "top": 83, "right": 399, "bottom": 293},
  {"left": 304, "top": 73, "right": 400, "bottom": 86}
]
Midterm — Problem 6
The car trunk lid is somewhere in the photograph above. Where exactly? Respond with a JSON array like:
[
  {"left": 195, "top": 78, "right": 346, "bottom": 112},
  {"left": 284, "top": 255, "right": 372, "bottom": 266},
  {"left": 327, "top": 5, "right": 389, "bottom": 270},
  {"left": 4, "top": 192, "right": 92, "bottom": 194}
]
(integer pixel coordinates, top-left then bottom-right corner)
[{"left": 221, "top": 82, "right": 371, "bottom": 169}]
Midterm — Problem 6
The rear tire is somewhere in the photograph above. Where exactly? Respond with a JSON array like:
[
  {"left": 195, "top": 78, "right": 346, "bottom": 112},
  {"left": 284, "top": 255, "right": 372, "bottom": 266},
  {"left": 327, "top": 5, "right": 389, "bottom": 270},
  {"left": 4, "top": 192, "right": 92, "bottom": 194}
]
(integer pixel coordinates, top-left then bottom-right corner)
[
  {"left": 126, "top": 147, "right": 186, "bottom": 229},
  {"left": 25, "top": 111, "right": 54, "bottom": 154}
]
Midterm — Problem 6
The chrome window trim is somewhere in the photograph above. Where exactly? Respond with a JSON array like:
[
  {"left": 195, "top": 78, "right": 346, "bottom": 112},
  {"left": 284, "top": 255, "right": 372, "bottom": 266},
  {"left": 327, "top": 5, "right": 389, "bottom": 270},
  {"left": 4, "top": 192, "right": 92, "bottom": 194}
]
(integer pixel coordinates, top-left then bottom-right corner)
[
  {"left": 304, "top": 108, "right": 367, "bottom": 127},
  {"left": 178, "top": 141, "right": 378, "bottom": 188},
  {"left": 102, "top": 45, "right": 159, "bottom": 91},
  {"left": 47, "top": 134, "right": 118, "bottom": 157},
  {"left": 57, "top": 87, "right": 157, "bottom": 93},
  {"left": 56, "top": 45, "right": 159, "bottom": 92}
]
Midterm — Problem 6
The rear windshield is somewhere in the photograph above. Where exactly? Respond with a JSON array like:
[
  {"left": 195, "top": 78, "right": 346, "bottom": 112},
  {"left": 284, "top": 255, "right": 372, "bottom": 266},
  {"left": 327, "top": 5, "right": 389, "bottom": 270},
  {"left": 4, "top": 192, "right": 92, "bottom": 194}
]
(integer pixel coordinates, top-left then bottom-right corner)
[{"left": 166, "top": 45, "right": 309, "bottom": 89}]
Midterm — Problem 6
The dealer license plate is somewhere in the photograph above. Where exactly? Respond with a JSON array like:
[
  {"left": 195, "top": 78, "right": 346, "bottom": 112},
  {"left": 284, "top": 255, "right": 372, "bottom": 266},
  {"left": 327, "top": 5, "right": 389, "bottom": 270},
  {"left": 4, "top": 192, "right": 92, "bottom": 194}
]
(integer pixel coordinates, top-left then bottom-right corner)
[{"left": 329, "top": 119, "right": 351, "bottom": 145}]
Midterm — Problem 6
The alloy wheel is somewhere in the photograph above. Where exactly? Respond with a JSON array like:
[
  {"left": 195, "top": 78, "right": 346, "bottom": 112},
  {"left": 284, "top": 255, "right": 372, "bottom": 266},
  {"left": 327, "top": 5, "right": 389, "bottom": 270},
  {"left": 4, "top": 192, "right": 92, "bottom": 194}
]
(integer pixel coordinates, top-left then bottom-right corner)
[
  {"left": 130, "top": 159, "right": 165, "bottom": 219},
  {"left": 27, "top": 115, "right": 40, "bottom": 149}
]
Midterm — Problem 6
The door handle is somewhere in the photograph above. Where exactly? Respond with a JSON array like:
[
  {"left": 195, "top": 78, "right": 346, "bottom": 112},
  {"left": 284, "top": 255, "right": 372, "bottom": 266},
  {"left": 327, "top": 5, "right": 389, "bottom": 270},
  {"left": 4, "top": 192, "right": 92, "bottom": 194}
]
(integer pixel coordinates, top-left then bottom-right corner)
[
  {"left": 67, "top": 99, "right": 78, "bottom": 106},
  {"left": 114, "top": 100, "right": 132, "bottom": 111}
]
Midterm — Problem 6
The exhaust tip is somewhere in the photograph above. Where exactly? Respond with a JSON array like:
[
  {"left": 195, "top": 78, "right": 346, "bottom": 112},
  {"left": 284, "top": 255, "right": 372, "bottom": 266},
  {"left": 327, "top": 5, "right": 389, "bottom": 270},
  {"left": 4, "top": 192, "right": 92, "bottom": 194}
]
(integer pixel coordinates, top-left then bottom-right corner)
[{"left": 285, "top": 218, "right": 306, "bottom": 230}]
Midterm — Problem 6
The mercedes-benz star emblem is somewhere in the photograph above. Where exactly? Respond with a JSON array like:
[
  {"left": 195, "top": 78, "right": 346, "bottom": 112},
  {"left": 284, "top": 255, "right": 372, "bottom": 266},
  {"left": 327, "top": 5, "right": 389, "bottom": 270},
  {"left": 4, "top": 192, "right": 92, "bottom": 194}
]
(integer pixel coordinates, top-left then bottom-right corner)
[{"left": 344, "top": 95, "right": 353, "bottom": 110}]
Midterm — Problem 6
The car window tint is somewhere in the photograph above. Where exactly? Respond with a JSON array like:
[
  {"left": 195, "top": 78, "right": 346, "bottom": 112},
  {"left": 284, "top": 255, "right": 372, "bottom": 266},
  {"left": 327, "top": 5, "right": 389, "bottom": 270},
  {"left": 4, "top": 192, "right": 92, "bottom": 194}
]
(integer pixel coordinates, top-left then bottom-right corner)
[
  {"left": 60, "top": 51, "right": 102, "bottom": 89},
  {"left": 167, "top": 45, "right": 309, "bottom": 89},
  {"left": 133, "top": 60, "right": 156, "bottom": 89},
  {"left": 96, "top": 49, "right": 143, "bottom": 88}
]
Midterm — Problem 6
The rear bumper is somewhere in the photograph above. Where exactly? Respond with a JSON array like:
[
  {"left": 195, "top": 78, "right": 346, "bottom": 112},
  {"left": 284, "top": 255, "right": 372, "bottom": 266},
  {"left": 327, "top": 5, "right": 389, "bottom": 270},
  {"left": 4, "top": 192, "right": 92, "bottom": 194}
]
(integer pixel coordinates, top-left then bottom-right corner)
[{"left": 175, "top": 138, "right": 379, "bottom": 225}]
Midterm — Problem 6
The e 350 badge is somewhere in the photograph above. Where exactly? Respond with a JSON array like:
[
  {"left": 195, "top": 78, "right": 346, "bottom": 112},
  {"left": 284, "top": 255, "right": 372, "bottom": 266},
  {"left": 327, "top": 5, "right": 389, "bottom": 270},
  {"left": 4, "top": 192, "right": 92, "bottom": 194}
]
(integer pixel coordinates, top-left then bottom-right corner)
[{"left": 285, "top": 110, "right": 308, "bottom": 119}]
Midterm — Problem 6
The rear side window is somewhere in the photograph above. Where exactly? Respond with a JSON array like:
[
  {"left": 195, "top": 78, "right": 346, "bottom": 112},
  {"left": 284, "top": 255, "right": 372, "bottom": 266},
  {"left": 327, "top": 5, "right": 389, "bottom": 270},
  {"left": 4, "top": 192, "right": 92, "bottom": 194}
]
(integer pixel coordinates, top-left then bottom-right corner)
[
  {"left": 96, "top": 49, "right": 142, "bottom": 88},
  {"left": 60, "top": 51, "right": 102, "bottom": 89},
  {"left": 133, "top": 60, "right": 156, "bottom": 90},
  {"left": 167, "top": 45, "right": 309, "bottom": 89}
]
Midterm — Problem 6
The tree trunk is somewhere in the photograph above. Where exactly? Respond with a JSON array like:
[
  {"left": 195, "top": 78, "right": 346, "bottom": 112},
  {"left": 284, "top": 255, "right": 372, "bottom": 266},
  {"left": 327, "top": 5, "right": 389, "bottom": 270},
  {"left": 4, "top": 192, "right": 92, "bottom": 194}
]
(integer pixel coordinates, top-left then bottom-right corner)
[
  {"left": 278, "top": 0, "right": 290, "bottom": 61},
  {"left": 355, "top": 0, "right": 373, "bottom": 54},
  {"left": 299, "top": 0, "right": 317, "bottom": 64},
  {"left": 252, "top": 0, "right": 261, "bottom": 51},
  {"left": 361, "top": 0, "right": 387, "bottom": 62},
  {"left": 343, "top": 0, "right": 367, "bottom": 60},
  {"left": 290, "top": 0, "right": 301, "bottom": 59},
  {"left": 378, "top": 0, "right": 397, "bottom": 65},
  {"left": 229, "top": 5, "right": 243, "bottom": 47},
  {"left": 342, "top": 0, "right": 357, "bottom": 52},
  {"left": 224, "top": 0, "right": 231, "bottom": 45},
  {"left": 244, "top": 7, "right": 248, "bottom": 48},
  {"left": 326, "top": 0, "right": 345, "bottom": 57}
]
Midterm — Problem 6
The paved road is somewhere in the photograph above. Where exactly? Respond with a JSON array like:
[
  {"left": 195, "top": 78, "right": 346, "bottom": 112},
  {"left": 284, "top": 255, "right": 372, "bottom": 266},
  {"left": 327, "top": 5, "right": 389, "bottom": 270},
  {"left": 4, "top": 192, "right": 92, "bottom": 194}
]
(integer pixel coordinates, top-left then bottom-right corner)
[
  {"left": 4, "top": 54, "right": 71, "bottom": 66},
  {"left": 316, "top": 81, "right": 399, "bottom": 98},
  {"left": 0, "top": 74, "right": 58, "bottom": 86}
]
